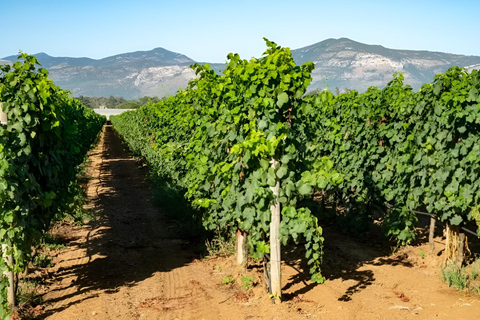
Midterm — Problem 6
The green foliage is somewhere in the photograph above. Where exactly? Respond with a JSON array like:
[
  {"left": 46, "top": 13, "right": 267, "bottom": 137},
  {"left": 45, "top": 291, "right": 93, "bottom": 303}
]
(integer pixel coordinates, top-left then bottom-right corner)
[
  {"left": 111, "top": 40, "right": 480, "bottom": 289},
  {"left": 150, "top": 175, "right": 205, "bottom": 240},
  {"left": 472, "top": 206, "right": 480, "bottom": 236},
  {"left": 115, "top": 101, "right": 140, "bottom": 109},
  {"left": 75, "top": 95, "right": 126, "bottom": 109},
  {"left": 33, "top": 254, "right": 53, "bottom": 268},
  {"left": 0, "top": 52, "right": 105, "bottom": 316},
  {"left": 221, "top": 275, "right": 235, "bottom": 285},
  {"left": 75, "top": 95, "right": 161, "bottom": 109},
  {"left": 41, "top": 234, "right": 67, "bottom": 250},
  {"left": 0, "top": 277, "right": 9, "bottom": 319},
  {"left": 441, "top": 262, "right": 468, "bottom": 290},
  {"left": 112, "top": 39, "right": 338, "bottom": 283},
  {"left": 61, "top": 184, "right": 95, "bottom": 226},
  {"left": 471, "top": 259, "right": 480, "bottom": 281},
  {"left": 16, "top": 279, "right": 42, "bottom": 319},
  {"left": 205, "top": 232, "right": 236, "bottom": 258},
  {"left": 305, "top": 68, "right": 480, "bottom": 243},
  {"left": 241, "top": 275, "right": 256, "bottom": 291},
  {"left": 397, "top": 68, "right": 480, "bottom": 230}
]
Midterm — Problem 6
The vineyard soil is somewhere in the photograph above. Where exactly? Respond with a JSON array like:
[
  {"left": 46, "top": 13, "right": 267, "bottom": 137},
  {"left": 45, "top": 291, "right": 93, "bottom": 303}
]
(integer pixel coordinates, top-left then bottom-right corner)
[{"left": 35, "top": 125, "right": 480, "bottom": 319}]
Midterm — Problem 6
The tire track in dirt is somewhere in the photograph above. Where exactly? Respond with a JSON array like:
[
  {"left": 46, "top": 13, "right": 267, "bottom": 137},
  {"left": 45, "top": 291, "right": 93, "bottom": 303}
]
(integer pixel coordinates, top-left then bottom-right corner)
[{"left": 144, "top": 261, "right": 222, "bottom": 319}]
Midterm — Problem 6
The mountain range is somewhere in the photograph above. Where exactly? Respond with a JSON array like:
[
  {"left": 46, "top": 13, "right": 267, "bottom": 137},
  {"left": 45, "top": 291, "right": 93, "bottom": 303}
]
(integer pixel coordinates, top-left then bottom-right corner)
[
  {"left": 2, "top": 38, "right": 480, "bottom": 99},
  {"left": 293, "top": 38, "right": 480, "bottom": 93}
]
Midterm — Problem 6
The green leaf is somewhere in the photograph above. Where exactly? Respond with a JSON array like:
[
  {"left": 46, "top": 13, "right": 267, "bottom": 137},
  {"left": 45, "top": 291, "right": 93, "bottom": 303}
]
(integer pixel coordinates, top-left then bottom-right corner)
[
  {"left": 276, "top": 164, "right": 288, "bottom": 179},
  {"left": 449, "top": 215, "right": 463, "bottom": 226},
  {"left": 258, "top": 119, "right": 267, "bottom": 129},
  {"left": 276, "top": 92, "right": 289, "bottom": 107},
  {"left": 18, "top": 132, "right": 27, "bottom": 146},
  {"left": 297, "top": 183, "right": 312, "bottom": 196},
  {"left": 283, "top": 206, "right": 296, "bottom": 218}
]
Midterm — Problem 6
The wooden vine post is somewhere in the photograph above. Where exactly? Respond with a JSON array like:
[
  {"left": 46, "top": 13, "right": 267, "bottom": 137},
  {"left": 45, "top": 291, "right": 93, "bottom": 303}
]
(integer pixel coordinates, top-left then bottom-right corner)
[
  {"left": 269, "top": 158, "right": 281, "bottom": 303},
  {"left": 429, "top": 216, "right": 436, "bottom": 254},
  {"left": 2, "top": 244, "right": 15, "bottom": 310},
  {"left": 0, "top": 102, "right": 6, "bottom": 125},
  {"left": 457, "top": 233, "right": 466, "bottom": 265},
  {"left": 236, "top": 229, "right": 247, "bottom": 268},
  {"left": 0, "top": 103, "right": 15, "bottom": 309}
]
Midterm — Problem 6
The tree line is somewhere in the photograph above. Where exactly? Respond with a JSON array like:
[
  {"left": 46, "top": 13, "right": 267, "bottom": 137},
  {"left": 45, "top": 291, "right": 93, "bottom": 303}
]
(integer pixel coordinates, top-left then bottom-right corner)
[{"left": 74, "top": 95, "right": 162, "bottom": 109}]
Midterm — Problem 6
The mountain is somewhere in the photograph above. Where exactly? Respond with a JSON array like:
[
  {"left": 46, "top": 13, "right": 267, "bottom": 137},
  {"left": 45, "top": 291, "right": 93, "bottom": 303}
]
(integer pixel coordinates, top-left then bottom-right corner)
[
  {"left": 1, "top": 48, "right": 197, "bottom": 99},
  {"left": 2, "top": 39, "right": 480, "bottom": 98},
  {"left": 2, "top": 48, "right": 194, "bottom": 68},
  {"left": 292, "top": 38, "right": 480, "bottom": 92},
  {"left": 0, "top": 59, "right": 12, "bottom": 66}
]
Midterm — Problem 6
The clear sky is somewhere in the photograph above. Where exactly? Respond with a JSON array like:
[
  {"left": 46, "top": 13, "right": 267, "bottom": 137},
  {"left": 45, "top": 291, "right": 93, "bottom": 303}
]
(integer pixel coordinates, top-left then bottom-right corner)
[{"left": 1, "top": 0, "right": 479, "bottom": 62}]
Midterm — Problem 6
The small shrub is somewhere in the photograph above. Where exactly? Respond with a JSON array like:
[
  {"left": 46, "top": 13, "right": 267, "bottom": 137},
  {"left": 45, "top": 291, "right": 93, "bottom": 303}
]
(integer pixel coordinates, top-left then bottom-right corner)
[
  {"left": 470, "top": 259, "right": 480, "bottom": 280},
  {"left": 17, "top": 280, "right": 41, "bottom": 306},
  {"left": 419, "top": 249, "right": 425, "bottom": 259},
  {"left": 41, "top": 234, "right": 67, "bottom": 250},
  {"left": 441, "top": 262, "right": 467, "bottom": 290},
  {"left": 205, "top": 233, "right": 235, "bottom": 258},
  {"left": 440, "top": 258, "right": 480, "bottom": 294},
  {"left": 16, "top": 280, "right": 43, "bottom": 320},
  {"left": 241, "top": 275, "right": 256, "bottom": 291},
  {"left": 33, "top": 254, "right": 54, "bottom": 268},
  {"left": 221, "top": 275, "right": 235, "bottom": 285}
]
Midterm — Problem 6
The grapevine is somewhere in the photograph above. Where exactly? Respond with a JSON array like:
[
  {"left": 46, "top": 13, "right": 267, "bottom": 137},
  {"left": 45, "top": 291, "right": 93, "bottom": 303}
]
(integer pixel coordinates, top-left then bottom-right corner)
[
  {"left": 112, "top": 41, "right": 480, "bottom": 298},
  {"left": 0, "top": 53, "right": 105, "bottom": 317},
  {"left": 112, "top": 40, "right": 342, "bottom": 288}
]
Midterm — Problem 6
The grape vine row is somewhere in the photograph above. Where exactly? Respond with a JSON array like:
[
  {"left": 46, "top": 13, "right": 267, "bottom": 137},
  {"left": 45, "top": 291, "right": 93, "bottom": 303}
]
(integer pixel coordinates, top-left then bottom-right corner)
[
  {"left": 112, "top": 40, "right": 340, "bottom": 290},
  {"left": 0, "top": 53, "right": 105, "bottom": 316},
  {"left": 111, "top": 41, "right": 480, "bottom": 299}
]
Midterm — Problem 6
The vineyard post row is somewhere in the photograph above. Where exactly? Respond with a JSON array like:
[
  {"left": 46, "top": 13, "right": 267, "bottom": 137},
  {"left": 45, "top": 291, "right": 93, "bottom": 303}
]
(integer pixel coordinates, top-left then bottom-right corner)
[
  {"left": 111, "top": 40, "right": 480, "bottom": 301},
  {"left": 0, "top": 54, "right": 105, "bottom": 318}
]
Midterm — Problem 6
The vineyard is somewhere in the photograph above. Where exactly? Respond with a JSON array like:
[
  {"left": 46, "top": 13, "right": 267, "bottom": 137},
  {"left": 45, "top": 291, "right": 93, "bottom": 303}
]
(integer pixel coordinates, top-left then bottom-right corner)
[
  {"left": 111, "top": 39, "right": 480, "bottom": 300},
  {"left": 0, "top": 54, "right": 105, "bottom": 318},
  {"left": 1, "top": 41, "right": 480, "bottom": 319}
]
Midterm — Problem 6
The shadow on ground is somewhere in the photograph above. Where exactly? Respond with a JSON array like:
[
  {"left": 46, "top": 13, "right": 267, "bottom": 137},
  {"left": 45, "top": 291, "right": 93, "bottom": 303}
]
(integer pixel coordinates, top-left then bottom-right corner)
[
  {"left": 280, "top": 225, "right": 414, "bottom": 302},
  {"left": 39, "top": 125, "right": 202, "bottom": 318}
]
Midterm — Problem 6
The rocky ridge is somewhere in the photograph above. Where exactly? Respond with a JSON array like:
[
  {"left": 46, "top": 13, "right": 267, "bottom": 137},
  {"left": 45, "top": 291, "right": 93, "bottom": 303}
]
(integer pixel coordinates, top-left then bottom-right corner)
[
  {"left": 2, "top": 38, "right": 480, "bottom": 98},
  {"left": 291, "top": 38, "right": 480, "bottom": 92}
]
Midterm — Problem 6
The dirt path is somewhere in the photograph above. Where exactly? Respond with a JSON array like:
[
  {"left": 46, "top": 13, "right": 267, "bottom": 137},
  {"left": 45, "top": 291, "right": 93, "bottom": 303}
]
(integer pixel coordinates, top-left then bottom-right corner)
[{"left": 38, "top": 124, "right": 480, "bottom": 319}]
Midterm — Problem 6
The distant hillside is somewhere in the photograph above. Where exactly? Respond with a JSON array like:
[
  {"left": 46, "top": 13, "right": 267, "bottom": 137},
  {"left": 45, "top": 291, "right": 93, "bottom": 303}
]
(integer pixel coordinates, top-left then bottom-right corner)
[
  {"left": 2, "top": 48, "right": 194, "bottom": 68},
  {"left": 0, "top": 59, "right": 12, "bottom": 66},
  {"left": 291, "top": 38, "right": 480, "bottom": 92},
  {"left": 1, "top": 48, "right": 197, "bottom": 99},
  {"left": 2, "top": 39, "right": 480, "bottom": 98}
]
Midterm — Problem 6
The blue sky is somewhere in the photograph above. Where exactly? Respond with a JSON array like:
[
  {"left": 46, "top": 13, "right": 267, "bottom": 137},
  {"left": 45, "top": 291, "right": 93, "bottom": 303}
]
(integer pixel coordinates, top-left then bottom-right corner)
[{"left": 1, "top": 0, "right": 479, "bottom": 62}]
